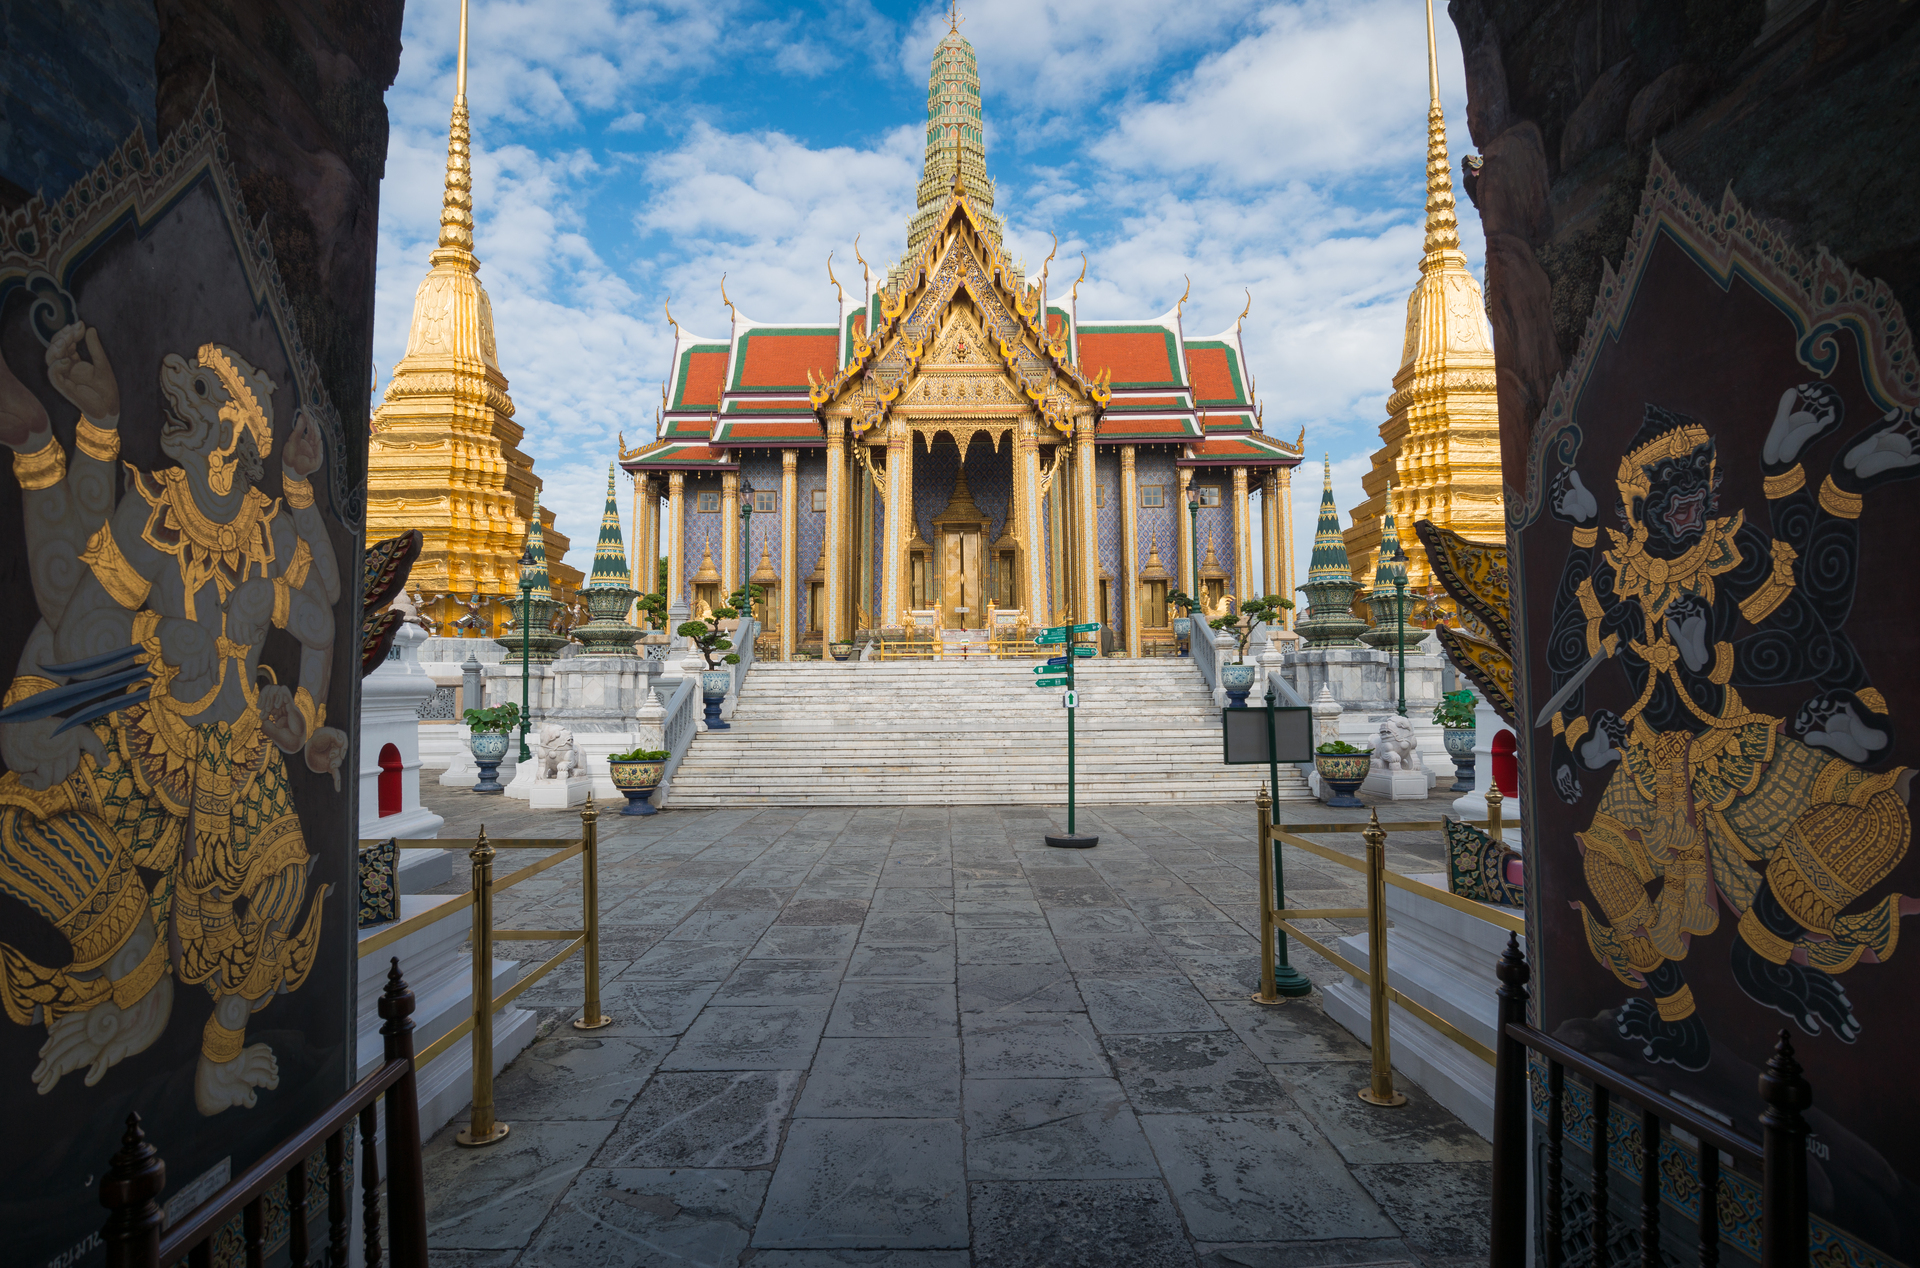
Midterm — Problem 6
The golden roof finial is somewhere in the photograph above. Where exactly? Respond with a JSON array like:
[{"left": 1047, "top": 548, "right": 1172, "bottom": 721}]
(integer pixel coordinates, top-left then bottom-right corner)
[
  {"left": 434, "top": 0, "right": 476, "bottom": 260},
  {"left": 1070, "top": 253, "right": 1087, "bottom": 304},
  {"left": 663, "top": 296, "right": 678, "bottom": 332},
  {"left": 1175, "top": 274, "right": 1191, "bottom": 315},
  {"left": 1421, "top": 0, "right": 1461, "bottom": 258},
  {"left": 948, "top": 0, "right": 965, "bottom": 33},
  {"left": 827, "top": 252, "right": 845, "bottom": 304},
  {"left": 1237, "top": 288, "right": 1252, "bottom": 331},
  {"left": 719, "top": 273, "right": 736, "bottom": 319},
  {"left": 853, "top": 234, "right": 867, "bottom": 271}
]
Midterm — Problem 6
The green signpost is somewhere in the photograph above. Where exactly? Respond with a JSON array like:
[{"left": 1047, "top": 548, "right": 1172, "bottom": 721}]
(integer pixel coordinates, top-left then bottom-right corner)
[{"left": 1035, "top": 624, "right": 1097, "bottom": 848}]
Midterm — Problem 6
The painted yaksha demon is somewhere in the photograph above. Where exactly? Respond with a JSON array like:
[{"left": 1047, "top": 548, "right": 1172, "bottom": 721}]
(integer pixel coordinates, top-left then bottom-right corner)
[
  {"left": 0, "top": 323, "right": 344, "bottom": 1113},
  {"left": 1543, "top": 388, "right": 1920, "bottom": 1069}
]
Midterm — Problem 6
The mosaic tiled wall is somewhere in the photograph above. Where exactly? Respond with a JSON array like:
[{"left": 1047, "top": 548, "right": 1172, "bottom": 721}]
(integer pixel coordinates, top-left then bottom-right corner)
[
  {"left": 913, "top": 432, "right": 1011, "bottom": 546},
  {"left": 796, "top": 454, "right": 827, "bottom": 632},
  {"left": 680, "top": 473, "right": 725, "bottom": 607},
  {"left": 1096, "top": 448, "right": 1124, "bottom": 630},
  {"left": 1195, "top": 491, "right": 1236, "bottom": 596},
  {"left": 1133, "top": 448, "right": 1178, "bottom": 591},
  {"left": 738, "top": 454, "right": 783, "bottom": 620}
]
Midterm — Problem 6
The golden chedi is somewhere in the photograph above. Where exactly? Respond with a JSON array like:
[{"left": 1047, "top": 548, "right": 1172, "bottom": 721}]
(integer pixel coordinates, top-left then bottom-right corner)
[{"left": 1344, "top": 0, "right": 1501, "bottom": 613}]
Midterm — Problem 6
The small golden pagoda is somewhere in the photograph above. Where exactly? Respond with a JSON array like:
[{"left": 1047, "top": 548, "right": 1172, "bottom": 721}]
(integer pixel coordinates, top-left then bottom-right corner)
[
  {"left": 364, "top": 0, "right": 581, "bottom": 638},
  {"left": 1344, "top": 0, "right": 1501, "bottom": 610}
]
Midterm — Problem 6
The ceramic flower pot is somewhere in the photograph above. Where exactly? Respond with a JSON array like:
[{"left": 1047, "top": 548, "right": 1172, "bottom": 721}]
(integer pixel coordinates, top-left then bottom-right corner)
[
  {"left": 1171, "top": 616, "right": 1192, "bottom": 656},
  {"left": 608, "top": 759, "right": 665, "bottom": 816},
  {"left": 1220, "top": 662, "right": 1257, "bottom": 707},
  {"left": 1443, "top": 726, "right": 1477, "bottom": 793},
  {"left": 700, "top": 669, "right": 733, "bottom": 730},
  {"left": 830, "top": 643, "right": 854, "bottom": 661},
  {"left": 1314, "top": 751, "right": 1372, "bottom": 808},
  {"left": 469, "top": 730, "right": 512, "bottom": 794}
]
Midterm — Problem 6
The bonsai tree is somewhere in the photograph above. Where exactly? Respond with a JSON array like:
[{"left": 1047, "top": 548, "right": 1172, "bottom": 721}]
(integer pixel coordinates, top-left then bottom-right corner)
[
  {"left": 1167, "top": 590, "right": 1200, "bottom": 618},
  {"left": 1432, "top": 687, "right": 1477, "bottom": 729},
  {"left": 635, "top": 590, "right": 668, "bottom": 630},
  {"left": 463, "top": 702, "right": 521, "bottom": 734},
  {"left": 726, "top": 582, "right": 765, "bottom": 623},
  {"left": 1209, "top": 594, "right": 1295, "bottom": 661},
  {"left": 678, "top": 610, "right": 741, "bottom": 669}
]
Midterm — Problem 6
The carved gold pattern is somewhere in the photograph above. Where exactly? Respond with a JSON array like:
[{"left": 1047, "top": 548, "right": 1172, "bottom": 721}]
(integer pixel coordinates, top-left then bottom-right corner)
[
  {"left": 134, "top": 468, "right": 278, "bottom": 622},
  {"left": 75, "top": 418, "right": 119, "bottom": 462},
  {"left": 79, "top": 523, "right": 151, "bottom": 611},
  {"left": 13, "top": 439, "right": 66, "bottom": 490}
]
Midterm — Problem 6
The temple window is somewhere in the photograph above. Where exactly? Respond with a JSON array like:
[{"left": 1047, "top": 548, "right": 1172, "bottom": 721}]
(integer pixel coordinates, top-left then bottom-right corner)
[
  {"left": 1140, "top": 484, "right": 1163, "bottom": 509},
  {"left": 808, "top": 582, "right": 824, "bottom": 631},
  {"left": 1095, "top": 484, "right": 1107, "bottom": 509},
  {"left": 811, "top": 488, "right": 827, "bottom": 512},
  {"left": 753, "top": 489, "right": 776, "bottom": 513},
  {"left": 697, "top": 491, "right": 720, "bottom": 512},
  {"left": 1194, "top": 486, "right": 1221, "bottom": 507}
]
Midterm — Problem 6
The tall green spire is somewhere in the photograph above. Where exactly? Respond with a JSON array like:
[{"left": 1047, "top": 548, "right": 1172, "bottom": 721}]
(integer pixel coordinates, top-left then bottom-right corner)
[
  {"left": 590, "top": 464, "right": 632, "bottom": 588},
  {"left": 905, "top": 13, "right": 1000, "bottom": 255},
  {"left": 1297, "top": 456, "right": 1369, "bottom": 648},
  {"left": 1307, "top": 456, "right": 1355, "bottom": 582},
  {"left": 523, "top": 515, "right": 552, "bottom": 600}
]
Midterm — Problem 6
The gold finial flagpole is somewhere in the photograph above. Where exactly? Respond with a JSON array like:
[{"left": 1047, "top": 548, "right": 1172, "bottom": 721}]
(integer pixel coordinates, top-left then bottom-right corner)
[
  {"left": 457, "top": 0, "right": 469, "bottom": 100},
  {"left": 1424, "top": 0, "right": 1440, "bottom": 108}
]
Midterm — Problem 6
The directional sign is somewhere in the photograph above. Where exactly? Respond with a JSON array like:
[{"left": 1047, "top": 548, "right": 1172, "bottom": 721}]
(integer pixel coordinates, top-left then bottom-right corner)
[
  {"left": 1034, "top": 632, "right": 1065, "bottom": 645},
  {"left": 1040, "top": 624, "right": 1068, "bottom": 636},
  {"left": 1070, "top": 622, "right": 1101, "bottom": 633},
  {"left": 1062, "top": 690, "right": 1078, "bottom": 709},
  {"left": 1035, "top": 662, "right": 1064, "bottom": 673},
  {"left": 1035, "top": 676, "right": 1069, "bottom": 688},
  {"left": 1071, "top": 646, "right": 1095, "bottom": 658}
]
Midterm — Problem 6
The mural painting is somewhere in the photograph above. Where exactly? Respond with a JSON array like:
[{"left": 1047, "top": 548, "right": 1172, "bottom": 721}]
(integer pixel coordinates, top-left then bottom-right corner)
[
  {"left": 0, "top": 93, "right": 359, "bottom": 1267},
  {"left": 1517, "top": 153, "right": 1920, "bottom": 1260}
]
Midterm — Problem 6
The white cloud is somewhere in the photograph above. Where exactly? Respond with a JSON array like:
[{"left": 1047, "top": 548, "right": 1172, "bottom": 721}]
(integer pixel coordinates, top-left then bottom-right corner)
[{"left": 607, "top": 111, "right": 647, "bottom": 133}]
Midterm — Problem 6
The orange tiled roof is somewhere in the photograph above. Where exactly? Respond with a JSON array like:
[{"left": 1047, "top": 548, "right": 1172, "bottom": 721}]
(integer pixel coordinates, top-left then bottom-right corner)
[
  {"left": 1078, "top": 329, "right": 1179, "bottom": 388},
  {"left": 675, "top": 349, "right": 729, "bottom": 410},
  {"left": 1104, "top": 395, "right": 1185, "bottom": 412},
  {"left": 736, "top": 330, "right": 839, "bottom": 390},
  {"left": 1186, "top": 346, "right": 1245, "bottom": 405}
]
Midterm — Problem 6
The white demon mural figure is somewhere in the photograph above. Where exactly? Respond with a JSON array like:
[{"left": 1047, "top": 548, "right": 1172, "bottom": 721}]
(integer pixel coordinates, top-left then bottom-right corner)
[{"left": 0, "top": 322, "right": 344, "bottom": 1114}]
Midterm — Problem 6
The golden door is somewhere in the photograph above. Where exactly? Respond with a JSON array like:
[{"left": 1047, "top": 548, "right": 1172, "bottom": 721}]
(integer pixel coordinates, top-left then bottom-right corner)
[{"left": 942, "top": 530, "right": 983, "bottom": 629}]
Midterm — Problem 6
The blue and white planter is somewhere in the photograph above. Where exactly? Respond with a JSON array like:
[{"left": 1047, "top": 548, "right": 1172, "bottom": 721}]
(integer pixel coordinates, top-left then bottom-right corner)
[
  {"left": 469, "top": 731, "right": 510, "bottom": 794},
  {"left": 701, "top": 669, "right": 733, "bottom": 731},
  {"left": 1221, "top": 662, "right": 1257, "bottom": 708}
]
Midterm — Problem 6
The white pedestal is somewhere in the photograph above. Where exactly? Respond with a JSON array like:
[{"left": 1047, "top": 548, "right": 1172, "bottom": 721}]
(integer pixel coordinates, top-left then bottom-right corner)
[
  {"left": 1320, "top": 872, "right": 1522, "bottom": 1140},
  {"left": 1361, "top": 767, "right": 1430, "bottom": 801},
  {"left": 529, "top": 774, "right": 596, "bottom": 809},
  {"left": 358, "top": 624, "right": 444, "bottom": 842}
]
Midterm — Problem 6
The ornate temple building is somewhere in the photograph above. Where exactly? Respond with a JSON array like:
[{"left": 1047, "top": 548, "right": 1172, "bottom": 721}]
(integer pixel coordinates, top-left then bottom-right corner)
[
  {"left": 365, "top": 4, "right": 582, "bottom": 639},
  {"left": 622, "top": 18, "right": 1303, "bottom": 657},
  {"left": 1342, "top": 0, "right": 1501, "bottom": 616}
]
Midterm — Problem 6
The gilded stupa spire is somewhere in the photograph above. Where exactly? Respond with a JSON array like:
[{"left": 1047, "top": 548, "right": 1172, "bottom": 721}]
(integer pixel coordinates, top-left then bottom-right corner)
[
  {"left": 1341, "top": 0, "right": 1501, "bottom": 607},
  {"left": 590, "top": 464, "right": 632, "bottom": 587},
  {"left": 436, "top": 0, "right": 476, "bottom": 262}
]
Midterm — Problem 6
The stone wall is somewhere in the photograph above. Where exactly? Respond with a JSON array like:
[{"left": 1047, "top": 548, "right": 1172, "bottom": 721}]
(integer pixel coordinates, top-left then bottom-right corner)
[{"left": 1450, "top": 0, "right": 1920, "bottom": 471}]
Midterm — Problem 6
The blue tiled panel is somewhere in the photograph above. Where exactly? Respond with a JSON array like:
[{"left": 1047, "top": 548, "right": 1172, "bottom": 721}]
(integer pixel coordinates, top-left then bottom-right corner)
[
  {"left": 1197, "top": 501, "right": 1236, "bottom": 592},
  {"left": 797, "top": 455, "right": 828, "bottom": 632},
  {"left": 1133, "top": 448, "right": 1178, "bottom": 582},
  {"left": 681, "top": 474, "right": 724, "bottom": 606},
  {"left": 739, "top": 454, "right": 783, "bottom": 612},
  {"left": 1096, "top": 448, "right": 1123, "bottom": 629}
]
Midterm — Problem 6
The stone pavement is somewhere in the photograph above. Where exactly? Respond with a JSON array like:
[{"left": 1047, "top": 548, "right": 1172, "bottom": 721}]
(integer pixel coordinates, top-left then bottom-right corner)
[{"left": 412, "top": 785, "right": 1490, "bottom": 1268}]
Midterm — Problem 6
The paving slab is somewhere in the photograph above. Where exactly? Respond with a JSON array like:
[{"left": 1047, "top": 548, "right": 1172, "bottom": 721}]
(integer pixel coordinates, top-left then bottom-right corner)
[
  {"left": 796, "top": 1037, "right": 963, "bottom": 1117},
  {"left": 958, "top": 963, "right": 1086, "bottom": 1015},
  {"left": 487, "top": 1035, "right": 670, "bottom": 1122},
  {"left": 1215, "top": 1000, "right": 1371, "bottom": 1065},
  {"left": 963, "top": 1077, "right": 1158, "bottom": 1181},
  {"left": 1350, "top": 1162, "right": 1493, "bottom": 1258},
  {"left": 1275, "top": 1063, "right": 1491, "bottom": 1166},
  {"left": 1139, "top": 1113, "right": 1399, "bottom": 1243},
  {"left": 956, "top": 927, "right": 1065, "bottom": 964},
  {"left": 1102, "top": 1032, "right": 1292, "bottom": 1115},
  {"left": 1080, "top": 976, "right": 1228, "bottom": 1035},
  {"left": 826, "top": 981, "right": 958, "bottom": 1037},
  {"left": 969, "top": 1179, "right": 1198, "bottom": 1268},
  {"left": 962, "top": 1014, "right": 1111, "bottom": 1078},
  {"left": 752, "top": 924, "right": 863, "bottom": 959},
  {"left": 519, "top": 1168, "right": 766, "bottom": 1267},
  {"left": 424, "top": 1119, "right": 615, "bottom": 1250},
  {"left": 589, "top": 979, "right": 722, "bottom": 1038},
  {"left": 847, "top": 942, "right": 957, "bottom": 981},
  {"left": 660, "top": 1004, "right": 829, "bottom": 1070},
  {"left": 710, "top": 961, "right": 845, "bottom": 1006},
  {"left": 755, "top": 1118, "right": 969, "bottom": 1249},
  {"left": 595, "top": 1069, "right": 802, "bottom": 1167}
]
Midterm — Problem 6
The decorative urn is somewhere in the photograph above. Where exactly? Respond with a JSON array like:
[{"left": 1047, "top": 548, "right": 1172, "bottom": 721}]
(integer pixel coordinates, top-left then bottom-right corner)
[
  {"left": 607, "top": 757, "right": 665, "bottom": 816},
  {"left": 469, "top": 730, "right": 511, "bottom": 794},
  {"left": 1220, "top": 663, "right": 1257, "bottom": 707},
  {"left": 1313, "top": 748, "right": 1373, "bottom": 809}
]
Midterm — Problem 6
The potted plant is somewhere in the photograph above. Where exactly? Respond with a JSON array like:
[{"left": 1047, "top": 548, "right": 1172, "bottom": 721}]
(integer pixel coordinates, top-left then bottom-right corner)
[
  {"left": 678, "top": 609, "right": 741, "bottom": 731},
  {"left": 1210, "top": 595, "right": 1295, "bottom": 706},
  {"left": 607, "top": 746, "right": 670, "bottom": 815},
  {"left": 1433, "top": 687, "right": 1478, "bottom": 793},
  {"left": 1314, "top": 738, "right": 1373, "bottom": 808},
  {"left": 829, "top": 638, "right": 855, "bottom": 661},
  {"left": 1168, "top": 590, "right": 1199, "bottom": 657},
  {"left": 463, "top": 702, "right": 521, "bottom": 794}
]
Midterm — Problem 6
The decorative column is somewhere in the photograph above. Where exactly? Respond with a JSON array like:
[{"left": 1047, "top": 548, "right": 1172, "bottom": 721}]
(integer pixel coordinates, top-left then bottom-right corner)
[
  {"left": 1012, "top": 419, "right": 1039, "bottom": 624},
  {"left": 1261, "top": 472, "right": 1282, "bottom": 600},
  {"left": 897, "top": 428, "right": 917, "bottom": 623},
  {"left": 1120, "top": 445, "right": 1140, "bottom": 656},
  {"left": 1278, "top": 465, "right": 1297, "bottom": 628},
  {"left": 1176, "top": 466, "right": 1195, "bottom": 596},
  {"left": 1074, "top": 420, "right": 1101, "bottom": 625},
  {"left": 880, "top": 420, "right": 907, "bottom": 624},
  {"left": 721, "top": 470, "right": 741, "bottom": 596},
  {"left": 1231, "top": 465, "right": 1253, "bottom": 606},
  {"left": 780, "top": 449, "right": 798, "bottom": 660},
  {"left": 825, "top": 418, "right": 847, "bottom": 643},
  {"left": 666, "top": 472, "right": 686, "bottom": 607}
]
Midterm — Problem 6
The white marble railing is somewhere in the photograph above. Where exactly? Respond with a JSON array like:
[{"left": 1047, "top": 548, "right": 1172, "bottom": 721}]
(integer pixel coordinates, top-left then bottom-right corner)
[{"left": 652, "top": 675, "right": 698, "bottom": 807}]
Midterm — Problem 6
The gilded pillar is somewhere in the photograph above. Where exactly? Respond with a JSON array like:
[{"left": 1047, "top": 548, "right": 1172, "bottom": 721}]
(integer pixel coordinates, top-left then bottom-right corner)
[
  {"left": 1074, "top": 420, "right": 1100, "bottom": 625},
  {"left": 780, "top": 449, "right": 798, "bottom": 660},
  {"left": 721, "top": 470, "right": 741, "bottom": 597},
  {"left": 897, "top": 428, "right": 917, "bottom": 623},
  {"left": 881, "top": 421, "right": 908, "bottom": 624},
  {"left": 1176, "top": 466, "right": 1195, "bottom": 597},
  {"left": 1015, "top": 419, "right": 1044, "bottom": 626},
  {"left": 1261, "top": 472, "right": 1281, "bottom": 600},
  {"left": 1278, "top": 465, "right": 1296, "bottom": 627},
  {"left": 826, "top": 418, "right": 847, "bottom": 643},
  {"left": 1231, "top": 465, "right": 1252, "bottom": 607},
  {"left": 667, "top": 472, "right": 686, "bottom": 607},
  {"left": 1120, "top": 445, "right": 1140, "bottom": 657}
]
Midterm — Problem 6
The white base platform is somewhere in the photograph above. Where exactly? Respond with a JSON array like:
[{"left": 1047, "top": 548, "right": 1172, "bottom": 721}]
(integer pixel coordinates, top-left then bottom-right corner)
[
  {"left": 1361, "top": 767, "right": 1431, "bottom": 801},
  {"left": 529, "top": 774, "right": 596, "bottom": 809},
  {"left": 1319, "top": 871, "right": 1522, "bottom": 1141}
]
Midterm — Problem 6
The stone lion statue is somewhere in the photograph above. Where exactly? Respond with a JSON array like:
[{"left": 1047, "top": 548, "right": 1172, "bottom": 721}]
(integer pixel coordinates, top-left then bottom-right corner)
[
  {"left": 1377, "top": 715, "right": 1420, "bottom": 772},
  {"left": 532, "top": 723, "right": 582, "bottom": 781}
]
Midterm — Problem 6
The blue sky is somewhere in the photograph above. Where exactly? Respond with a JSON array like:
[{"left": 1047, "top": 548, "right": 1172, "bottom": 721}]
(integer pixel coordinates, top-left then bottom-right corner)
[{"left": 371, "top": 0, "right": 1487, "bottom": 579}]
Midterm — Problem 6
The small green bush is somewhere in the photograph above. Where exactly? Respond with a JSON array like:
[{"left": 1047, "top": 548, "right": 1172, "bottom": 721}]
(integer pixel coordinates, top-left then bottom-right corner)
[
  {"left": 463, "top": 703, "right": 521, "bottom": 734},
  {"left": 1315, "top": 739, "right": 1373, "bottom": 756},
  {"left": 608, "top": 747, "right": 670, "bottom": 762}
]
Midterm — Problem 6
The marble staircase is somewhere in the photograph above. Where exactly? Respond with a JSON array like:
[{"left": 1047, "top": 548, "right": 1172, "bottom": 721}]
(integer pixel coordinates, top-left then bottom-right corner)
[{"left": 666, "top": 659, "right": 1314, "bottom": 807}]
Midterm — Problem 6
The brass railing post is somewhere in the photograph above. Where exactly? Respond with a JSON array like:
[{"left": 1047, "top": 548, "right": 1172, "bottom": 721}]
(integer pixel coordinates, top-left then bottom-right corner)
[
  {"left": 456, "top": 827, "right": 509, "bottom": 1146},
  {"left": 1487, "top": 779, "right": 1504, "bottom": 846},
  {"left": 574, "top": 793, "right": 611, "bottom": 1030},
  {"left": 1358, "top": 809, "right": 1407, "bottom": 1107},
  {"left": 1252, "top": 786, "right": 1280, "bottom": 1004}
]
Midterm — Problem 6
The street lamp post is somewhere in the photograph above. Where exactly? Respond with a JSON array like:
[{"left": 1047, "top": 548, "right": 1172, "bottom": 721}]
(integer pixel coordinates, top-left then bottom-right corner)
[
  {"left": 1187, "top": 495, "right": 1201, "bottom": 605},
  {"left": 739, "top": 477, "right": 755, "bottom": 622},
  {"left": 517, "top": 547, "right": 535, "bottom": 761},
  {"left": 1391, "top": 542, "right": 1409, "bottom": 716}
]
